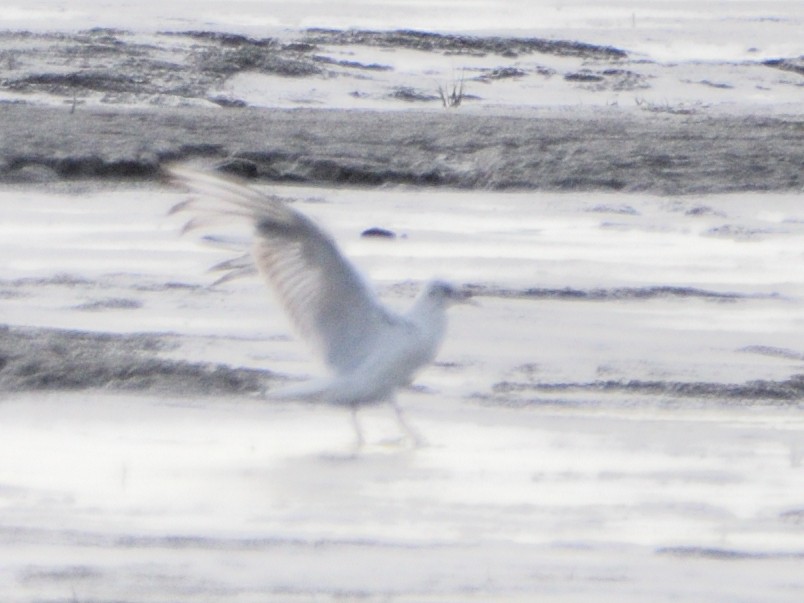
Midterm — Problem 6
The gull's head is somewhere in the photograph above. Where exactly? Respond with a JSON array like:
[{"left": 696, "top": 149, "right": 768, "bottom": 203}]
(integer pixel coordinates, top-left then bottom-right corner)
[{"left": 423, "top": 279, "right": 474, "bottom": 309}]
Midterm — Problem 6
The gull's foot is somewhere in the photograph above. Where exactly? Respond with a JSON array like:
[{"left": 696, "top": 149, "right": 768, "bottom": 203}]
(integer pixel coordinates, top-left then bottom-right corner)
[
  {"left": 390, "top": 399, "right": 425, "bottom": 449},
  {"left": 377, "top": 428, "right": 426, "bottom": 450}
]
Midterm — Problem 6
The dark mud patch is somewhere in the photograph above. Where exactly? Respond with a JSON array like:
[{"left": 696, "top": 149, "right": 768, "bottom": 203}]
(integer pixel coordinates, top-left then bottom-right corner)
[
  {"left": 0, "top": 105, "right": 801, "bottom": 193},
  {"left": 1, "top": 28, "right": 801, "bottom": 192},
  {"left": 0, "top": 27, "right": 623, "bottom": 107},
  {"left": 0, "top": 28, "right": 322, "bottom": 103},
  {"left": 19, "top": 565, "right": 103, "bottom": 585},
  {"left": 657, "top": 546, "right": 804, "bottom": 560},
  {"left": 312, "top": 55, "right": 392, "bottom": 72},
  {"left": 72, "top": 297, "right": 143, "bottom": 311},
  {"left": 491, "top": 375, "right": 804, "bottom": 404},
  {"left": 2, "top": 523, "right": 417, "bottom": 553},
  {"left": 703, "top": 224, "right": 783, "bottom": 240},
  {"left": 304, "top": 29, "right": 627, "bottom": 60},
  {"left": 6, "top": 274, "right": 97, "bottom": 288},
  {"left": 388, "top": 86, "right": 441, "bottom": 103},
  {"left": 740, "top": 345, "right": 804, "bottom": 361},
  {"left": 763, "top": 56, "right": 804, "bottom": 77},
  {"left": 476, "top": 67, "right": 528, "bottom": 81},
  {"left": 469, "top": 285, "right": 762, "bottom": 302},
  {"left": 565, "top": 68, "right": 651, "bottom": 91},
  {"left": 779, "top": 508, "right": 804, "bottom": 524},
  {"left": 0, "top": 324, "right": 275, "bottom": 396},
  {"left": 586, "top": 203, "right": 640, "bottom": 215}
]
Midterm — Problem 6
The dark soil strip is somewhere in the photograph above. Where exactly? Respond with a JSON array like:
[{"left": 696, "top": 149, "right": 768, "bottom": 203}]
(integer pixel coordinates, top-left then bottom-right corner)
[
  {"left": 303, "top": 29, "right": 627, "bottom": 59},
  {"left": 657, "top": 546, "right": 804, "bottom": 560},
  {"left": 492, "top": 375, "right": 804, "bottom": 403},
  {"left": 0, "top": 324, "right": 275, "bottom": 396},
  {"left": 469, "top": 285, "right": 763, "bottom": 301},
  {"left": 1, "top": 105, "right": 801, "bottom": 193}
]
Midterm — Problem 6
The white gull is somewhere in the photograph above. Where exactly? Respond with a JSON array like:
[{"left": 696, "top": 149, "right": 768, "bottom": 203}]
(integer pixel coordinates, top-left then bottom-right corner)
[{"left": 169, "top": 166, "right": 470, "bottom": 447}]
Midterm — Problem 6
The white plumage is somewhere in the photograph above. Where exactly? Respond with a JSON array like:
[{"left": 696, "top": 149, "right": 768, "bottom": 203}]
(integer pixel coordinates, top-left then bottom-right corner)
[{"left": 169, "top": 166, "right": 469, "bottom": 446}]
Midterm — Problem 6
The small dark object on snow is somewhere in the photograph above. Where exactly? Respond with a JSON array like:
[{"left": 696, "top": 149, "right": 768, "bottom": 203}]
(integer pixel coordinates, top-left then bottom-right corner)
[{"left": 361, "top": 227, "right": 397, "bottom": 239}]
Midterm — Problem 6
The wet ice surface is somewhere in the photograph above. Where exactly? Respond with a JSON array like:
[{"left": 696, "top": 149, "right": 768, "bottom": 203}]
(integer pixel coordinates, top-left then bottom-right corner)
[
  {"left": 0, "top": 2, "right": 803, "bottom": 599},
  {"left": 0, "top": 26, "right": 801, "bottom": 114},
  {"left": 1, "top": 184, "right": 803, "bottom": 601},
  {"left": 1, "top": 0, "right": 803, "bottom": 115},
  {"left": 2, "top": 390, "right": 803, "bottom": 601}
]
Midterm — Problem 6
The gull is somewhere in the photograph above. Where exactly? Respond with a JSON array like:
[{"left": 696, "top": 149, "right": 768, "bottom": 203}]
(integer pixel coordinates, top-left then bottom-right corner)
[{"left": 169, "top": 166, "right": 470, "bottom": 447}]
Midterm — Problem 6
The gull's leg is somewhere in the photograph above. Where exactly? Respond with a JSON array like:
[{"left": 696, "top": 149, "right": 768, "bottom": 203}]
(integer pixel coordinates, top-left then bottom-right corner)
[
  {"left": 350, "top": 406, "right": 365, "bottom": 450},
  {"left": 391, "top": 397, "right": 424, "bottom": 448}
]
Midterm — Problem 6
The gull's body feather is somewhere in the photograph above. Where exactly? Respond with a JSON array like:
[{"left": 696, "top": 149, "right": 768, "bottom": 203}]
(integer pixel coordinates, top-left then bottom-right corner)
[{"left": 170, "top": 166, "right": 467, "bottom": 443}]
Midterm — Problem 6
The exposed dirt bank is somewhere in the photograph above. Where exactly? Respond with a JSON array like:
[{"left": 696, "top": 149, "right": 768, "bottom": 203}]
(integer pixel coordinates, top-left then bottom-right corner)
[{"left": 1, "top": 104, "right": 802, "bottom": 193}]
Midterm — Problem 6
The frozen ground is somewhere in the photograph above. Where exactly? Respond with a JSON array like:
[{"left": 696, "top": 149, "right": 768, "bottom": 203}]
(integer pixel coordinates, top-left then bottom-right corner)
[
  {"left": 2, "top": 105, "right": 802, "bottom": 194},
  {"left": 1, "top": 1, "right": 803, "bottom": 61},
  {"left": 1, "top": 183, "right": 803, "bottom": 601},
  {"left": 0, "top": 24, "right": 801, "bottom": 114},
  {"left": 0, "top": 1, "right": 802, "bottom": 114},
  {"left": 1, "top": 1, "right": 803, "bottom": 601}
]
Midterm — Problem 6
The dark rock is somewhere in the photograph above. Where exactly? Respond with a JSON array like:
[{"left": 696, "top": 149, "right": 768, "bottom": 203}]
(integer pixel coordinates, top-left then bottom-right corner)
[{"left": 361, "top": 227, "right": 396, "bottom": 239}]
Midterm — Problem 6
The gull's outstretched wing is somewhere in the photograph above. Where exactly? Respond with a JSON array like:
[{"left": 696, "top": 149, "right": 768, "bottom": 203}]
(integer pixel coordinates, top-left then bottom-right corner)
[{"left": 169, "top": 166, "right": 400, "bottom": 374}]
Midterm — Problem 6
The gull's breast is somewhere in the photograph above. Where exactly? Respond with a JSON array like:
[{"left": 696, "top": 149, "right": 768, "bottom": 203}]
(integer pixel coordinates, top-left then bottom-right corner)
[{"left": 324, "top": 321, "right": 437, "bottom": 406}]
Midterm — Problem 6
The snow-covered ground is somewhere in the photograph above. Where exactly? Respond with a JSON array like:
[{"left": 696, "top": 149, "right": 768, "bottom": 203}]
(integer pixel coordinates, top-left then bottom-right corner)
[
  {"left": 2, "top": 0, "right": 803, "bottom": 62},
  {"left": 1, "top": 1, "right": 803, "bottom": 600},
  {"left": 1, "top": 183, "right": 803, "bottom": 601},
  {"left": 0, "top": 1, "right": 802, "bottom": 114}
]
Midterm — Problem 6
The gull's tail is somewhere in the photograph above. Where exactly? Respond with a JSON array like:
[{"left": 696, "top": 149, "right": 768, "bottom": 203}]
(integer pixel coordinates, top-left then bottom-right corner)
[{"left": 265, "top": 378, "right": 336, "bottom": 403}]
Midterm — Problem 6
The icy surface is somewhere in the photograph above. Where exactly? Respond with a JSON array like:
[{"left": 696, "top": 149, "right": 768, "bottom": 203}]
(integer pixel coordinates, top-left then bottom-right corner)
[
  {"left": 0, "top": 26, "right": 801, "bottom": 114},
  {"left": 1, "top": 1, "right": 803, "bottom": 63},
  {"left": 0, "top": 2, "right": 802, "bottom": 114},
  {"left": 1, "top": 183, "right": 803, "bottom": 601},
  {"left": 0, "top": 1, "right": 803, "bottom": 600}
]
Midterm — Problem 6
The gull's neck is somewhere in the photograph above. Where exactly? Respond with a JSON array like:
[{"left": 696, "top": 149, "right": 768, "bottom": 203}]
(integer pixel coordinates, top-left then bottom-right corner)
[{"left": 407, "top": 287, "right": 449, "bottom": 350}]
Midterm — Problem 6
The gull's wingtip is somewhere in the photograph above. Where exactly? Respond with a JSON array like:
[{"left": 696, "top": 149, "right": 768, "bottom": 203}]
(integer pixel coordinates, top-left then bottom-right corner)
[
  {"left": 164, "top": 162, "right": 215, "bottom": 186},
  {"left": 162, "top": 161, "right": 191, "bottom": 180},
  {"left": 165, "top": 161, "right": 248, "bottom": 189},
  {"left": 179, "top": 216, "right": 209, "bottom": 235},
  {"left": 167, "top": 197, "right": 196, "bottom": 215}
]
